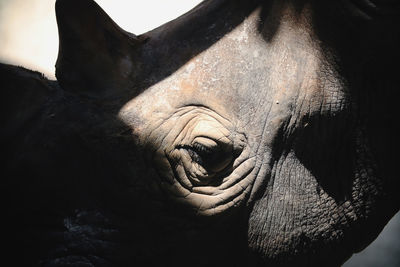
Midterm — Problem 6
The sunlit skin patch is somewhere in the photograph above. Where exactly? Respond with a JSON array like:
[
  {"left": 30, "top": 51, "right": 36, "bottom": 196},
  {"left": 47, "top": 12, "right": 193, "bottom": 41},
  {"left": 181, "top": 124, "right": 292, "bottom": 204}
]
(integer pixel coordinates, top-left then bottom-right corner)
[{"left": 132, "top": 105, "right": 252, "bottom": 215}]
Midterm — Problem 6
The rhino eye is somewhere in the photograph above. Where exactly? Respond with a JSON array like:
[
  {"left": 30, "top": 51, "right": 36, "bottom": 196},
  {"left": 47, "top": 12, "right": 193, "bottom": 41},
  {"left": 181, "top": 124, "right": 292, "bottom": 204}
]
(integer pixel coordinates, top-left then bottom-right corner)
[
  {"left": 187, "top": 142, "right": 219, "bottom": 167},
  {"left": 184, "top": 137, "right": 232, "bottom": 173}
]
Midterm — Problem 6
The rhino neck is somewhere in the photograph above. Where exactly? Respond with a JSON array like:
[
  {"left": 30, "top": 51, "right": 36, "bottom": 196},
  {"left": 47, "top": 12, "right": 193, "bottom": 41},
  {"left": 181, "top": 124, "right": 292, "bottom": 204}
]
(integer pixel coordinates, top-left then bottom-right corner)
[{"left": 311, "top": 1, "right": 400, "bottom": 202}]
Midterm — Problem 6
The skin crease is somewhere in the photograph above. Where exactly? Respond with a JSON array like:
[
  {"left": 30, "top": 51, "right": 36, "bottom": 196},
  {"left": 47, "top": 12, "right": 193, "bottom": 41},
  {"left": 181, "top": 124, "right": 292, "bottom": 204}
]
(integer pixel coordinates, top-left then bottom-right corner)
[{"left": 2, "top": 0, "right": 399, "bottom": 266}]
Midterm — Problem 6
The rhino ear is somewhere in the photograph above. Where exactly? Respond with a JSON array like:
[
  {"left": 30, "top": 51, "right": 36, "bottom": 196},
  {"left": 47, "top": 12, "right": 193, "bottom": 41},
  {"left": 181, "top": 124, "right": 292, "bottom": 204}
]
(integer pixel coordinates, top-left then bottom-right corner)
[{"left": 55, "top": 0, "right": 146, "bottom": 98}]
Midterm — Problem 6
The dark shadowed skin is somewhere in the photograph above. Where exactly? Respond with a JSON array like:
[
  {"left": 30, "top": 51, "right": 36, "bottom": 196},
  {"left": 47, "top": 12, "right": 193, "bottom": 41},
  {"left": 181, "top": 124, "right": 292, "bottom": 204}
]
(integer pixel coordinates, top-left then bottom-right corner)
[{"left": 1, "top": 0, "right": 399, "bottom": 266}]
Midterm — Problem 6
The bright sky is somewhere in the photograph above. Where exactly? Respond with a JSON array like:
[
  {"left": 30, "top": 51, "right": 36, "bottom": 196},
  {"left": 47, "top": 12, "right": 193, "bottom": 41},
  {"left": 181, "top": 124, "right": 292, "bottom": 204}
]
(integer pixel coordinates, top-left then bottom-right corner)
[{"left": 0, "top": 0, "right": 203, "bottom": 78}]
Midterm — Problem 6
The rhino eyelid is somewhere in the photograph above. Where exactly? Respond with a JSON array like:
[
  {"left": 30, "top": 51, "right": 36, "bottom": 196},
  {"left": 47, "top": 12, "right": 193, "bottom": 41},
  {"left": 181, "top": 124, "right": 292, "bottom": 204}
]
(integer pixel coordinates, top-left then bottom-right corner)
[{"left": 192, "top": 135, "right": 231, "bottom": 147}]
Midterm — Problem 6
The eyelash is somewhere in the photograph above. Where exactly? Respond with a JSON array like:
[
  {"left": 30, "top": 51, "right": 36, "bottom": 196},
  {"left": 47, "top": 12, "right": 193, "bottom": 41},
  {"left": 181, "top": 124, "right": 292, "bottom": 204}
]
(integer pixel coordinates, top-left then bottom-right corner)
[
  {"left": 178, "top": 143, "right": 216, "bottom": 165},
  {"left": 192, "top": 142, "right": 214, "bottom": 155}
]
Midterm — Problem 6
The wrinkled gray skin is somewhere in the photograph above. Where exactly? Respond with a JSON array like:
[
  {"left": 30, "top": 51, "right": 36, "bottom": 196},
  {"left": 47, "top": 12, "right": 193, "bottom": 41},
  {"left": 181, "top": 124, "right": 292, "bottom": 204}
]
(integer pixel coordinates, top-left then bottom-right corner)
[{"left": 2, "top": 0, "right": 400, "bottom": 266}]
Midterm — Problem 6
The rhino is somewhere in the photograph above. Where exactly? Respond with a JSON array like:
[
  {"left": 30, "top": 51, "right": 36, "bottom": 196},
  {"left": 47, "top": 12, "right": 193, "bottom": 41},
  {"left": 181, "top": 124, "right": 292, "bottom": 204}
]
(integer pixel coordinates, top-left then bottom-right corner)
[{"left": 1, "top": 0, "right": 399, "bottom": 266}]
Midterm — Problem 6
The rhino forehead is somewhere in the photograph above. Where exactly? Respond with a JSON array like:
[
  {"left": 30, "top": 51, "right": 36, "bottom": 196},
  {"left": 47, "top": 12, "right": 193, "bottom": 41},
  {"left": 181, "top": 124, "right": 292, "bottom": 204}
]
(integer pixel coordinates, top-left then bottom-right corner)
[{"left": 119, "top": 6, "right": 346, "bottom": 137}]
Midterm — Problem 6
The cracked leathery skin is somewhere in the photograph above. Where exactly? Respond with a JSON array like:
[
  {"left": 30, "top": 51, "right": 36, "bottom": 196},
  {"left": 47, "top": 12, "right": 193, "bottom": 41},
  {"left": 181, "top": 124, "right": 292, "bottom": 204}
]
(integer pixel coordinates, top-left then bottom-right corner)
[{"left": 2, "top": 0, "right": 399, "bottom": 266}]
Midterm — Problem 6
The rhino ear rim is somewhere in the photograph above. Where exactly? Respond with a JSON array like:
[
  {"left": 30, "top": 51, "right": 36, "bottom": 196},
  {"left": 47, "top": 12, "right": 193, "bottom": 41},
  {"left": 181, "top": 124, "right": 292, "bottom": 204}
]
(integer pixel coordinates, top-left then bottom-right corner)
[{"left": 55, "top": 0, "right": 147, "bottom": 99}]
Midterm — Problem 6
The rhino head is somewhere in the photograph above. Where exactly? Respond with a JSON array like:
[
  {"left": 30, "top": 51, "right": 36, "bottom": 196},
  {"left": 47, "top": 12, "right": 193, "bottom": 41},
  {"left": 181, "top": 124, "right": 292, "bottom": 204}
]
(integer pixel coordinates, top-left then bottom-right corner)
[{"left": 3, "top": 0, "right": 399, "bottom": 266}]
